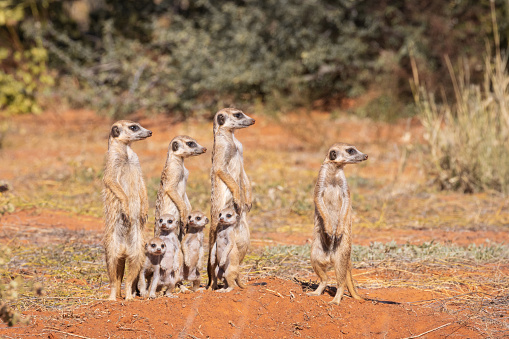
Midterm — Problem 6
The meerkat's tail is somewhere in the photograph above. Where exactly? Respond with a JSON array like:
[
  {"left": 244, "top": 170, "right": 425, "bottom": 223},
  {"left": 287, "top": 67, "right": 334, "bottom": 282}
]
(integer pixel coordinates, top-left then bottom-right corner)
[
  {"left": 235, "top": 276, "right": 246, "bottom": 289},
  {"left": 346, "top": 268, "right": 363, "bottom": 301}
]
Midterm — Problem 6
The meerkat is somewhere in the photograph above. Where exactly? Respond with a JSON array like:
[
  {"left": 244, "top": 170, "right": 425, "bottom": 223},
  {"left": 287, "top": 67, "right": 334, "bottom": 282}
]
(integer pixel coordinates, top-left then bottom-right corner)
[
  {"left": 181, "top": 211, "right": 209, "bottom": 291},
  {"left": 103, "top": 120, "right": 152, "bottom": 301},
  {"left": 156, "top": 213, "right": 184, "bottom": 297},
  {"left": 208, "top": 108, "right": 255, "bottom": 288},
  {"left": 138, "top": 237, "right": 166, "bottom": 299},
  {"left": 307, "top": 143, "right": 368, "bottom": 305},
  {"left": 210, "top": 207, "right": 244, "bottom": 292},
  {"left": 155, "top": 135, "right": 207, "bottom": 239}
]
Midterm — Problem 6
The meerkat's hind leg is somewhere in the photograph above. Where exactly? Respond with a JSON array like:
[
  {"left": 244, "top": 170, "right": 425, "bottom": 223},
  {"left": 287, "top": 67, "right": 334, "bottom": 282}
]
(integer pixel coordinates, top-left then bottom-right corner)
[
  {"left": 307, "top": 260, "right": 328, "bottom": 296},
  {"left": 192, "top": 279, "right": 203, "bottom": 292},
  {"left": 330, "top": 282, "right": 345, "bottom": 305},
  {"left": 165, "top": 284, "right": 178, "bottom": 298},
  {"left": 124, "top": 256, "right": 142, "bottom": 300}
]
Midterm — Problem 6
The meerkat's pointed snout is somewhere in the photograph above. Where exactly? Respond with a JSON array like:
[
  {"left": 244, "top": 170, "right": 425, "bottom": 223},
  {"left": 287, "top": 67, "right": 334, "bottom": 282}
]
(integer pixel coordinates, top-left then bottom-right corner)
[{"left": 364, "top": 154, "right": 368, "bottom": 160}]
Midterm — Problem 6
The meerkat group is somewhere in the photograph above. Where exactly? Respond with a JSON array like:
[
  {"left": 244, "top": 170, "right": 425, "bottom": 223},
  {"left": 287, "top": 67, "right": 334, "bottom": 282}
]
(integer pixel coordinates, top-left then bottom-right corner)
[{"left": 103, "top": 109, "right": 367, "bottom": 305}]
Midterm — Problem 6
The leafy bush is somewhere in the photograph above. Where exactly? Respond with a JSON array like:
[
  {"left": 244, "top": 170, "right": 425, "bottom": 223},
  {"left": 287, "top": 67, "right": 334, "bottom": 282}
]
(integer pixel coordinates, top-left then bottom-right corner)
[{"left": 2, "top": 0, "right": 509, "bottom": 116}]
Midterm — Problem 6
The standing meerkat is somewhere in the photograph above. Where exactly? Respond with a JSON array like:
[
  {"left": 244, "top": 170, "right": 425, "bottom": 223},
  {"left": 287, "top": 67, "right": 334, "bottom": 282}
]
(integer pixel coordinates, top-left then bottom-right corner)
[
  {"left": 103, "top": 120, "right": 152, "bottom": 301},
  {"left": 155, "top": 135, "right": 207, "bottom": 238},
  {"left": 138, "top": 237, "right": 166, "bottom": 299},
  {"left": 308, "top": 143, "right": 368, "bottom": 305},
  {"left": 181, "top": 211, "right": 209, "bottom": 291},
  {"left": 208, "top": 108, "right": 255, "bottom": 288},
  {"left": 156, "top": 213, "right": 184, "bottom": 297},
  {"left": 210, "top": 207, "right": 244, "bottom": 292}
]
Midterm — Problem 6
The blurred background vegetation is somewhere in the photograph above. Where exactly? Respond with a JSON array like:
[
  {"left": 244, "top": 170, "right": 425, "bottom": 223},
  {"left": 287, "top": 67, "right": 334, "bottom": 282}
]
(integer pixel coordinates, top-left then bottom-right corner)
[{"left": 0, "top": 0, "right": 507, "bottom": 118}]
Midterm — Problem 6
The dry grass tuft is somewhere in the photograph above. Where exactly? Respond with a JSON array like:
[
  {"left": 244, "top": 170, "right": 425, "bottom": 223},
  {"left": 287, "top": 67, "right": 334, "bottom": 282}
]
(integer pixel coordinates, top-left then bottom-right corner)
[{"left": 412, "top": 11, "right": 509, "bottom": 193}]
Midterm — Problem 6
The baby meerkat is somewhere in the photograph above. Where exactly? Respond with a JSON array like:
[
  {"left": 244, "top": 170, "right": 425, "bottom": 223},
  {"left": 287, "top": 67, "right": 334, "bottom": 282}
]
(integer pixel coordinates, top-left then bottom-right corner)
[
  {"left": 209, "top": 108, "right": 255, "bottom": 288},
  {"left": 103, "top": 120, "right": 152, "bottom": 301},
  {"left": 210, "top": 207, "right": 245, "bottom": 292},
  {"left": 156, "top": 213, "right": 184, "bottom": 297},
  {"left": 181, "top": 211, "right": 209, "bottom": 291},
  {"left": 155, "top": 135, "right": 207, "bottom": 238},
  {"left": 138, "top": 237, "right": 166, "bottom": 299},
  {"left": 308, "top": 143, "right": 368, "bottom": 305}
]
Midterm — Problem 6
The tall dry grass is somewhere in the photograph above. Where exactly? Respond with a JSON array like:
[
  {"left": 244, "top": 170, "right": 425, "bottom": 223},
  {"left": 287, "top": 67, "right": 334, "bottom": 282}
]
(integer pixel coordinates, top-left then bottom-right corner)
[{"left": 412, "top": 8, "right": 509, "bottom": 194}]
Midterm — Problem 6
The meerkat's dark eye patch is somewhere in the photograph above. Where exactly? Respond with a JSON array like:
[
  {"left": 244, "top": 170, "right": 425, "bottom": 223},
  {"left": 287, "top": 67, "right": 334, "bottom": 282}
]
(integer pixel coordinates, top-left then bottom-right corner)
[
  {"left": 219, "top": 213, "right": 222, "bottom": 217},
  {"left": 217, "top": 114, "right": 225, "bottom": 126},
  {"left": 196, "top": 217, "right": 201, "bottom": 221},
  {"left": 161, "top": 244, "right": 165, "bottom": 248},
  {"left": 111, "top": 126, "right": 120, "bottom": 138},
  {"left": 347, "top": 148, "right": 356, "bottom": 155},
  {"left": 151, "top": 243, "right": 156, "bottom": 248},
  {"left": 159, "top": 219, "right": 163, "bottom": 223},
  {"left": 186, "top": 141, "right": 196, "bottom": 148},
  {"left": 233, "top": 113, "right": 243, "bottom": 119},
  {"left": 129, "top": 125, "right": 139, "bottom": 132},
  {"left": 172, "top": 141, "right": 179, "bottom": 152},
  {"left": 329, "top": 150, "right": 337, "bottom": 160},
  {"left": 168, "top": 220, "right": 173, "bottom": 224},
  {"left": 188, "top": 215, "right": 191, "bottom": 219},
  {"left": 226, "top": 214, "right": 232, "bottom": 218}
]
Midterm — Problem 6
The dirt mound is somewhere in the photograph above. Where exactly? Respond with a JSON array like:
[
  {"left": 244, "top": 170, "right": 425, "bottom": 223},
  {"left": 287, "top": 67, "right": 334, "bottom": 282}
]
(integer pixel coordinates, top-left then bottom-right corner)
[{"left": 0, "top": 277, "right": 482, "bottom": 338}]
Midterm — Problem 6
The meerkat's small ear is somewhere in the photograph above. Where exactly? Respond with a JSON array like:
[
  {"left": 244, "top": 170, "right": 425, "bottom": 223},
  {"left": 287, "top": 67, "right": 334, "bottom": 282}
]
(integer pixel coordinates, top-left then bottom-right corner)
[
  {"left": 144, "top": 243, "right": 148, "bottom": 250},
  {"left": 111, "top": 126, "right": 120, "bottom": 138},
  {"left": 329, "top": 150, "right": 337, "bottom": 160},
  {"left": 217, "top": 114, "right": 225, "bottom": 126},
  {"left": 205, "top": 217, "right": 209, "bottom": 224},
  {"left": 172, "top": 141, "right": 179, "bottom": 152}
]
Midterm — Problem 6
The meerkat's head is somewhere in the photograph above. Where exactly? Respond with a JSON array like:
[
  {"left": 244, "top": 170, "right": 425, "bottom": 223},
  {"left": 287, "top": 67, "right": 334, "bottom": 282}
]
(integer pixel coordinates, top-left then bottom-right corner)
[
  {"left": 187, "top": 211, "right": 209, "bottom": 231},
  {"left": 157, "top": 214, "right": 179, "bottom": 233},
  {"left": 325, "top": 143, "right": 368, "bottom": 166},
  {"left": 218, "top": 207, "right": 238, "bottom": 226},
  {"left": 169, "top": 135, "right": 207, "bottom": 158},
  {"left": 145, "top": 237, "right": 166, "bottom": 256},
  {"left": 213, "top": 108, "right": 255, "bottom": 134},
  {"left": 109, "top": 120, "right": 152, "bottom": 144}
]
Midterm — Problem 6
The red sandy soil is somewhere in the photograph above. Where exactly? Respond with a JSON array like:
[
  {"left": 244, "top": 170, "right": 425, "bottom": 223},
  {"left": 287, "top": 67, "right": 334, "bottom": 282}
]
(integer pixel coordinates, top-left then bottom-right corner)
[
  {"left": 0, "top": 277, "right": 483, "bottom": 338},
  {"left": 0, "top": 209, "right": 505, "bottom": 338}
]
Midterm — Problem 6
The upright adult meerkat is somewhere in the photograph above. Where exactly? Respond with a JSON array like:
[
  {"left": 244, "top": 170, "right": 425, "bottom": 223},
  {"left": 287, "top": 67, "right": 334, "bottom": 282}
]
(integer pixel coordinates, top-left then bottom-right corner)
[
  {"left": 156, "top": 213, "right": 183, "bottom": 297},
  {"left": 181, "top": 211, "right": 208, "bottom": 291},
  {"left": 138, "top": 237, "right": 166, "bottom": 299},
  {"left": 208, "top": 108, "right": 255, "bottom": 288},
  {"left": 210, "top": 207, "right": 244, "bottom": 292},
  {"left": 103, "top": 120, "right": 152, "bottom": 301},
  {"left": 308, "top": 143, "right": 368, "bottom": 305},
  {"left": 155, "top": 135, "right": 207, "bottom": 238}
]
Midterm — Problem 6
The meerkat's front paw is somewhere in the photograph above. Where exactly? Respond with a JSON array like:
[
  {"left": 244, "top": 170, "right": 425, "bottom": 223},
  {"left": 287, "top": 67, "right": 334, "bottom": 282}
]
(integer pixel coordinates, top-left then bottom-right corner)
[
  {"left": 148, "top": 293, "right": 157, "bottom": 299},
  {"left": 140, "top": 291, "right": 148, "bottom": 298}
]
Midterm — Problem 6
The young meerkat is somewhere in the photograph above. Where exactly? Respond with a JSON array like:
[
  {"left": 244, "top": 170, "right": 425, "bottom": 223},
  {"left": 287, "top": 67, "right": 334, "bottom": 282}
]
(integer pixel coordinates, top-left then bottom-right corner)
[
  {"left": 156, "top": 213, "right": 184, "bottom": 297},
  {"left": 210, "top": 207, "right": 244, "bottom": 292},
  {"left": 308, "top": 143, "right": 368, "bottom": 305},
  {"left": 208, "top": 108, "right": 255, "bottom": 288},
  {"left": 103, "top": 120, "right": 152, "bottom": 301},
  {"left": 181, "top": 211, "right": 209, "bottom": 291},
  {"left": 155, "top": 135, "right": 207, "bottom": 239},
  {"left": 138, "top": 237, "right": 166, "bottom": 299}
]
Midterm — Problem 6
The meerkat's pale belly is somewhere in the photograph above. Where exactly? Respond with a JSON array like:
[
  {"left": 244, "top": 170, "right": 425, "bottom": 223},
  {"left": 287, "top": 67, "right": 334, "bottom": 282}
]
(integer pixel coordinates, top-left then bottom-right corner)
[{"left": 323, "top": 185, "right": 343, "bottom": 231}]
